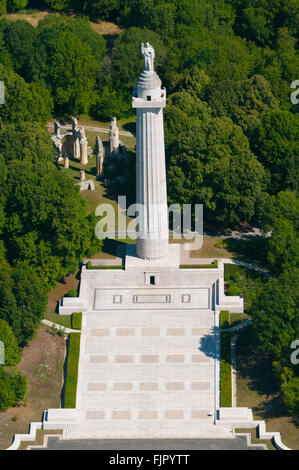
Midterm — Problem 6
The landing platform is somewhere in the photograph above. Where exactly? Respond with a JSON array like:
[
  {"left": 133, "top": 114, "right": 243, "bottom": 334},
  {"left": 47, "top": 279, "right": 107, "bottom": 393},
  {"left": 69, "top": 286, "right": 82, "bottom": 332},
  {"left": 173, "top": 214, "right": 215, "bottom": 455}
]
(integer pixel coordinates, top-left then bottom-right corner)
[{"left": 125, "top": 243, "right": 180, "bottom": 271}]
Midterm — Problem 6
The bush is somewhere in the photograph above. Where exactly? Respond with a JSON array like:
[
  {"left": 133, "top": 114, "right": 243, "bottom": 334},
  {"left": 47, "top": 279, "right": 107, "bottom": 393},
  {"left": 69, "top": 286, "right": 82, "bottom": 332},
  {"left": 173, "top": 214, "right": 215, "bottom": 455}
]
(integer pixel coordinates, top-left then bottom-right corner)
[
  {"left": 0, "top": 367, "right": 28, "bottom": 411},
  {"left": 72, "top": 312, "right": 82, "bottom": 330},
  {"left": 221, "top": 332, "right": 232, "bottom": 407},
  {"left": 180, "top": 260, "right": 218, "bottom": 269},
  {"left": 228, "top": 285, "right": 241, "bottom": 296},
  {"left": 64, "top": 333, "right": 80, "bottom": 408},
  {"left": 87, "top": 262, "right": 123, "bottom": 270},
  {"left": 67, "top": 289, "right": 77, "bottom": 298}
]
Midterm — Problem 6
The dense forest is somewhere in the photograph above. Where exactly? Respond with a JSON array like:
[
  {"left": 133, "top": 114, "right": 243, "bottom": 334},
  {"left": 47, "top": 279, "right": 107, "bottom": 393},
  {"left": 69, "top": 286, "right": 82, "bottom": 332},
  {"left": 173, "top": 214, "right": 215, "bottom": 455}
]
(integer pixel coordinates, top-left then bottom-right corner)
[{"left": 0, "top": 1, "right": 298, "bottom": 416}]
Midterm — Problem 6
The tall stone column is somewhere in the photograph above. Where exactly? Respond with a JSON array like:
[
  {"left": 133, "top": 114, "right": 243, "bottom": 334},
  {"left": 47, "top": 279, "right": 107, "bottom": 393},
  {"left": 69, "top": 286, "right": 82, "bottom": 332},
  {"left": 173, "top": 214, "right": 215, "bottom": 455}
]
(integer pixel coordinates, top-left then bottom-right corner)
[
  {"left": 80, "top": 138, "right": 88, "bottom": 165},
  {"left": 74, "top": 137, "right": 80, "bottom": 159},
  {"left": 132, "top": 43, "right": 169, "bottom": 260}
]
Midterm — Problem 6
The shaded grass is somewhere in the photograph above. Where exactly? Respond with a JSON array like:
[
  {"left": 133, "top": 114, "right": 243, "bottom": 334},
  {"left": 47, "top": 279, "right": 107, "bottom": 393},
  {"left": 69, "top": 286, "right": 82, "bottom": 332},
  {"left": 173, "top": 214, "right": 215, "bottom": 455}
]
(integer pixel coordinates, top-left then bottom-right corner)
[
  {"left": 221, "top": 331, "right": 232, "bottom": 407},
  {"left": 64, "top": 333, "right": 81, "bottom": 409},
  {"left": 234, "top": 428, "right": 276, "bottom": 450},
  {"left": 45, "top": 312, "right": 72, "bottom": 329},
  {"left": 236, "top": 328, "right": 299, "bottom": 450}
]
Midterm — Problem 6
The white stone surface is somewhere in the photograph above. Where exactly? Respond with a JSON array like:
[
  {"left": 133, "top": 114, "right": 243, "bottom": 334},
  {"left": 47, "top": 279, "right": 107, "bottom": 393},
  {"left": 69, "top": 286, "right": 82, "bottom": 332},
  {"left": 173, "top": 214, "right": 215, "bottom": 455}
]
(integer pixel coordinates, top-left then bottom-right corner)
[{"left": 133, "top": 46, "right": 169, "bottom": 260}]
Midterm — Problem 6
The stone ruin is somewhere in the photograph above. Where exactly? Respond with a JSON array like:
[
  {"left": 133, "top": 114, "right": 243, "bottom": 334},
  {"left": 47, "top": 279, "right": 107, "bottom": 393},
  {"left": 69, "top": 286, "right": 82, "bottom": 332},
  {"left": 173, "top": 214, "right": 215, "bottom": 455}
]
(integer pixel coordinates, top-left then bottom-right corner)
[
  {"left": 53, "top": 117, "right": 91, "bottom": 166},
  {"left": 52, "top": 117, "right": 128, "bottom": 185}
]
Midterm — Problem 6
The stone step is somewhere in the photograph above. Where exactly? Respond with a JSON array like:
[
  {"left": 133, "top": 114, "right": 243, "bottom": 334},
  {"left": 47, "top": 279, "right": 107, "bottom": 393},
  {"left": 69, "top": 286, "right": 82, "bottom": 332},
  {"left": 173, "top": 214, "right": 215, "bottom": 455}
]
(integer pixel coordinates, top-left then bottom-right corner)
[
  {"left": 80, "top": 363, "right": 214, "bottom": 381},
  {"left": 64, "top": 420, "right": 232, "bottom": 440},
  {"left": 78, "top": 391, "right": 214, "bottom": 409}
]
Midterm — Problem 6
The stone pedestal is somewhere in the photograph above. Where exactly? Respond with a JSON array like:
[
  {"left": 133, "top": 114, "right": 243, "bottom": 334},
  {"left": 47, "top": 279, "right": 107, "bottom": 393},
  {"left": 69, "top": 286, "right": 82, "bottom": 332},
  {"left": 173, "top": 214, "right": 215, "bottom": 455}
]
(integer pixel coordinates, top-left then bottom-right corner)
[
  {"left": 80, "top": 139, "right": 88, "bottom": 165},
  {"left": 80, "top": 170, "right": 86, "bottom": 182}
]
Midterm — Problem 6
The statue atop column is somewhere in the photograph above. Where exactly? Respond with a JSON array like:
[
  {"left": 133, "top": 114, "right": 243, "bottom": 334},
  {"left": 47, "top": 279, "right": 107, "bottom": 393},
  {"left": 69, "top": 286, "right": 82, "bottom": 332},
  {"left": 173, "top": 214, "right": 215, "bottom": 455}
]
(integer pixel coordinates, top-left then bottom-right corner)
[{"left": 141, "top": 42, "right": 155, "bottom": 72}]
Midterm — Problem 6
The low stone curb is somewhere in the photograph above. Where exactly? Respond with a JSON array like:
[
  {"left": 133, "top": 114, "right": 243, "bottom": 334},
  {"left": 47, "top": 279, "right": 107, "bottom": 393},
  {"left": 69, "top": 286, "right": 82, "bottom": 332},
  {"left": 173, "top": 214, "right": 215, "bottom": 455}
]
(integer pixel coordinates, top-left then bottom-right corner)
[
  {"left": 41, "top": 319, "right": 80, "bottom": 334},
  {"left": 6, "top": 422, "right": 43, "bottom": 450}
]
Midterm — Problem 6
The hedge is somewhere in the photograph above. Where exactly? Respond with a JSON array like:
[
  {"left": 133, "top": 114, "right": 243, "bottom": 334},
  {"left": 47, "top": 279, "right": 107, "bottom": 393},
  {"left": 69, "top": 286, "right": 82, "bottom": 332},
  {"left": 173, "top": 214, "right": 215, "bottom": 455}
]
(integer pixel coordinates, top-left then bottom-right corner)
[
  {"left": 64, "top": 333, "right": 81, "bottom": 409},
  {"left": 220, "top": 310, "right": 230, "bottom": 329},
  {"left": 180, "top": 260, "right": 218, "bottom": 269},
  {"left": 72, "top": 312, "right": 82, "bottom": 330},
  {"left": 220, "top": 331, "right": 232, "bottom": 407},
  {"left": 87, "top": 262, "right": 124, "bottom": 270},
  {"left": 67, "top": 289, "right": 77, "bottom": 297}
]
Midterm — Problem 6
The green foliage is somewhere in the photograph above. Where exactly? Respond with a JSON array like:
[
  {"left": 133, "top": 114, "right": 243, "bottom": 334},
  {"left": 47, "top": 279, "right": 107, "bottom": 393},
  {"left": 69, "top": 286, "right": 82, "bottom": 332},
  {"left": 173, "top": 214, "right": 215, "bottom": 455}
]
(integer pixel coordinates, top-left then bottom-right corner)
[
  {"left": 167, "top": 116, "right": 265, "bottom": 226},
  {"left": 0, "top": 64, "right": 53, "bottom": 124},
  {"left": 0, "top": 1, "right": 6, "bottom": 15},
  {"left": 0, "top": 319, "right": 21, "bottom": 366},
  {"left": 0, "top": 122, "right": 57, "bottom": 165},
  {"left": 44, "top": 31, "right": 98, "bottom": 117},
  {"left": 208, "top": 75, "right": 279, "bottom": 135},
  {"left": 0, "top": 260, "right": 47, "bottom": 345},
  {"left": 221, "top": 331, "right": 232, "bottom": 406},
  {"left": 228, "top": 285, "right": 241, "bottom": 296},
  {"left": 7, "top": 0, "right": 29, "bottom": 12},
  {"left": 2, "top": 20, "right": 37, "bottom": 82},
  {"left": 44, "top": 0, "right": 70, "bottom": 10},
  {"left": 87, "top": 262, "right": 123, "bottom": 270},
  {"left": 67, "top": 289, "right": 77, "bottom": 298},
  {"left": 259, "top": 191, "right": 299, "bottom": 274},
  {"left": 64, "top": 333, "right": 80, "bottom": 408},
  {"left": 251, "top": 110, "right": 299, "bottom": 194},
  {"left": 279, "top": 368, "right": 299, "bottom": 415},
  {"left": 232, "top": 0, "right": 299, "bottom": 47},
  {"left": 180, "top": 260, "right": 218, "bottom": 269},
  {"left": 250, "top": 269, "right": 299, "bottom": 361},
  {"left": 72, "top": 312, "right": 82, "bottom": 330},
  {"left": 0, "top": 367, "right": 27, "bottom": 411}
]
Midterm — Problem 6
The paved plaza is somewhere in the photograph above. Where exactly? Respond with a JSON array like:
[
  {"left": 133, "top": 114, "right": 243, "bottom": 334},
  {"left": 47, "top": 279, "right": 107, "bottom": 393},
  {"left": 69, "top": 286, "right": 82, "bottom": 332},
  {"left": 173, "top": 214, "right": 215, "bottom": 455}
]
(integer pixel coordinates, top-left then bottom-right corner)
[{"left": 71, "top": 306, "right": 224, "bottom": 439}]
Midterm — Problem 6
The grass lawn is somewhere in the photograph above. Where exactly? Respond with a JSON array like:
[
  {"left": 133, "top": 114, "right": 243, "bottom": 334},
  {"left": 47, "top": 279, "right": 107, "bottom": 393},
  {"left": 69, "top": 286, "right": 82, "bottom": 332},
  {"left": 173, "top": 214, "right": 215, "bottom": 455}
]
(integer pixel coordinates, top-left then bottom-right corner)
[
  {"left": 234, "top": 428, "right": 276, "bottom": 450},
  {"left": 190, "top": 237, "right": 235, "bottom": 259},
  {"left": 64, "top": 333, "right": 81, "bottom": 408},
  {"left": 220, "top": 331, "right": 232, "bottom": 407},
  {"left": 0, "top": 327, "right": 65, "bottom": 450},
  {"left": 45, "top": 273, "right": 79, "bottom": 329},
  {"left": 236, "top": 329, "right": 299, "bottom": 450}
]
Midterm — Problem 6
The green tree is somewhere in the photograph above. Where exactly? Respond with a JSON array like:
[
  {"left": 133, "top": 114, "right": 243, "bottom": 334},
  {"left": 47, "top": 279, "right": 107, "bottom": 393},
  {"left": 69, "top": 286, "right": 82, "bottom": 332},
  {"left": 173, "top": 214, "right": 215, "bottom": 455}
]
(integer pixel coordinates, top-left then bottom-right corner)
[
  {"left": 250, "top": 269, "right": 299, "bottom": 361},
  {"left": 0, "top": 65, "right": 52, "bottom": 124},
  {"left": 0, "top": 122, "right": 57, "bottom": 165},
  {"left": 267, "top": 218, "right": 299, "bottom": 274},
  {"left": 207, "top": 75, "right": 279, "bottom": 135},
  {"left": 0, "top": 367, "right": 27, "bottom": 410},
  {"left": 7, "top": 0, "right": 28, "bottom": 11},
  {"left": 0, "top": 319, "right": 21, "bottom": 366},
  {"left": 251, "top": 110, "right": 299, "bottom": 194},
  {"left": 280, "top": 368, "right": 299, "bottom": 415},
  {"left": 166, "top": 116, "right": 266, "bottom": 226},
  {"left": 0, "top": 1, "right": 6, "bottom": 15},
  {"left": 44, "top": 0, "right": 70, "bottom": 10},
  {"left": 2, "top": 20, "right": 37, "bottom": 82},
  {"left": 0, "top": 260, "right": 47, "bottom": 345},
  {"left": 44, "top": 31, "right": 98, "bottom": 116}
]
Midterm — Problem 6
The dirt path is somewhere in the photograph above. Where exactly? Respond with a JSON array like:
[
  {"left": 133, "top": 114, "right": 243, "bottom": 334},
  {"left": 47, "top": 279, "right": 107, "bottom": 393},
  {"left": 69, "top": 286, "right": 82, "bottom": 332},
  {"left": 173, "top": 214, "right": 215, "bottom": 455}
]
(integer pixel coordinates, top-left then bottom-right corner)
[{"left": 0, "top": 327, "right": 65, "bottom": 450}]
